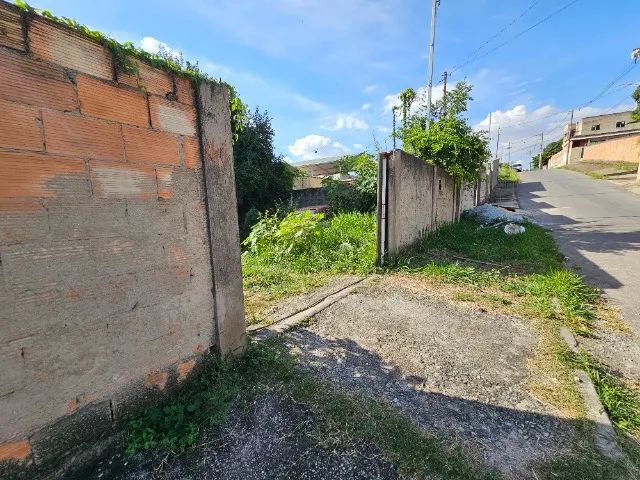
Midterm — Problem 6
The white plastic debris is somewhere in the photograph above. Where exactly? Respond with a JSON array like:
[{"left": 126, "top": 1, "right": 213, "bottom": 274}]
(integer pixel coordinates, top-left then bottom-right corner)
[
  {"left": 466, "top": 204, "right": 525, "bottom": 225},
  {"left": 504, "top": 223, "right": 525, "bottom": 235}
]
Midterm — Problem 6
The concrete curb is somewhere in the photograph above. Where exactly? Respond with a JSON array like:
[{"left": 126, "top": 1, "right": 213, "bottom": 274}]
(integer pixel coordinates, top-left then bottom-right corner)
[
  {"left": 559, "top": 327, "right": 622, "bottom": 459},
  {"left": 249, "top": 276, "right": 372, "bottom": 337}
]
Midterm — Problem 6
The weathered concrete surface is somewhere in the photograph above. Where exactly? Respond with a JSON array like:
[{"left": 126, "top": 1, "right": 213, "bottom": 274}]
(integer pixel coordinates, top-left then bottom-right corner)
[
  {"left": 197, "top": 82, "right": 246, "bottom": 358},
  {"left": 0, "top": 6, "right": 245, "bottom": 474},
  {"left": 379, "top": 150, "right": 497, "bottom": 261},
  {"left": 285, "top": 277, "right": 576, "bottom": 478},
  {"left": 381, "top": 150, "right": 459, "bottom": 257},
  {"left": 519, "top": 169, "right": 640, "bottom": 380}
]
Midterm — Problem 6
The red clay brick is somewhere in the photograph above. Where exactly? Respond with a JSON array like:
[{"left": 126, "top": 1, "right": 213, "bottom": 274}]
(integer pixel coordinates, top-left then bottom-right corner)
[
  {"left": 177, "top": 358, "right": 196, "bottom": 381},
  {"left": 43, "top": 111, "right": 123, "bottom": 161},
  {"left": 0, "top": 2, "right": 25, "bottom": 51},
  {"left": 0, "top": 99, "right": 43, "bottom": 151},
  {"left": 181, "top": 136, "right": 200, "bottom": 169},
  {"left": 0, "top": 151, "right": 85, "bottom": 199},
  {"left": 145, "top": 371, "right": 168, "bottom": 391},
  {"left": 155, "top": 165, "right": 175, "bottom": 200},
  {"left": 123, "top": 126, "right": 180, "bottom": 166},
  {"left": 89, "top": 160, "right": 156, "bottom": 200},
  {"left": 118, "top": 58, "right": 173, "bottom": 97},
  {"left": 0, "top": 47, "right": 77, "bottom": 111},
  {"left": 174, "top": 75, "right": 194, "bottom": 105},
  {"left": 0, "top": 440, "right": 31, "bottom": 461},
  {"left": 149, "top": 96, "right": 196, "bottom": 135},
  {"left": 29, "top": 16, "right": 113, "bottom": 80},
  {"left": 77, "top": 74, "right": 148, "bottom": 127}
]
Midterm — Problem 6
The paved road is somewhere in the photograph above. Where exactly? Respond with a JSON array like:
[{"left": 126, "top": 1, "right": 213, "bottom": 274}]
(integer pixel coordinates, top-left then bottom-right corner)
[{"left": 518, "top": 169, "right": 640, "bottom": 332}]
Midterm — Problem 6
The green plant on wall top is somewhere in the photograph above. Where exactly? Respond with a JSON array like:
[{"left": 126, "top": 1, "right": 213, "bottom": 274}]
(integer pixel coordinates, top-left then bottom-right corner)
[
  {"left": 14, "top": 0, "right": 247, "bottom": 138},
  {"left": 400, "top": 81, "right": 491, "bottom": 183},
  {"left": 632, "top": 85, "right": 640, "bottom": 122}
]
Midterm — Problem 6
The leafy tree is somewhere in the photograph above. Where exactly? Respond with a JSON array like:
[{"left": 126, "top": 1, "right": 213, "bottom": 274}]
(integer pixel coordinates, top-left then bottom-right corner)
[
  {"left": 531, "top": 138, "right": 563, "bottom": 169},
  {"left": 400, "top": 81, "right": 491, "bottom": 183},
  {"left": 399, "top": 88, "right": 417, "bottom": 127},
  {"left": 234, "top": 108, "right": 296, "bottom": 235},
  {"left": 322, "top": 153, "right": 377, "bottom": 213},
  {"left": 632, "top": 85, "right": 640, "bottom": 122}
]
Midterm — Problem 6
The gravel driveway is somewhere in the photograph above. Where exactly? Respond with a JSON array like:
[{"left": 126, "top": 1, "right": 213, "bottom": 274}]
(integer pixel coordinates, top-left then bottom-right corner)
[{"left": 284, "top": 276, "right": 576, "bottom": 478}]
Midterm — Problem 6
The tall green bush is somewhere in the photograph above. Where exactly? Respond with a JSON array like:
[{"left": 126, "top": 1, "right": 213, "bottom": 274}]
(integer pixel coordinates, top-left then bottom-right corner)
[{"left": 400, "top": 82, "right": 491, "bottom": 183}]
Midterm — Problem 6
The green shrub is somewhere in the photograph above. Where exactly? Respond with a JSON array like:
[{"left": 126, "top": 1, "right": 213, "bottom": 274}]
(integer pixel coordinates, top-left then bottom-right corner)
[{"left": 243, "top": 211, "right": 376, "bottom": 274}]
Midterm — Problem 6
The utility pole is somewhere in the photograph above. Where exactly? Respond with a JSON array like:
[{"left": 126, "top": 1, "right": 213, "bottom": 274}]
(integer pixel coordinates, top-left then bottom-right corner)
[
  {"left": 495, "top": 127, "right": 500, "bottom": 160},
  {"left": 426, "top": 0, "right": 440, "bottom": 127},
  {"left": 508, "top": 141, "right": 511, "bottom": 164},
  {"left": 565, "top": 109, "right": 574, "bottom": 166},
  {"left": 392, "top": 106, "right": 398, "bottom": 150},
  {"left": 538, "top": 131, "right": 544, "bottom": 169},
  {"left": 487, "top": 112, "right": 492, "bottom": 146},
  {"left": 441, "top": 71, "right": 448, "bottom": 113}
]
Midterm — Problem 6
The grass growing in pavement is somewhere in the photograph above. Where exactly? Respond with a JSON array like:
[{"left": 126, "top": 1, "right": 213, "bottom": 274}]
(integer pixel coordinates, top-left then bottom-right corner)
[
  {"left": 393, "top": 217, "right": 638, "bottom": 423},
  {"left": 571, "top": 350, "right": 640, "bottom": 433},
  {"left": 126, "top": 339, "right": 499, "bottom": 480},
  {"left": 242, "top": 211, "right": 376, "bottom": 323}
]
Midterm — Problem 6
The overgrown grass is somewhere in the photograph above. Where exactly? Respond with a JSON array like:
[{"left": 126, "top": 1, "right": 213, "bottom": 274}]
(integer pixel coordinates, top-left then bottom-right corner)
[
  {"left": 392, "top": 217, "right": 639, "bottom": 424},
  {"left": 571, "top": 351, "right": 640, "bottom": 433},
  {"left": 242, "top": 211, "right": 376, "bottom": 322},
  {"left": 396, "top": 218, "right": 598, "bottom": 335},
  {"left": 498, "top": 164, "right": 520, "bottom": 182},
  {"left": 127, "top": 339, "right": 498, "bottom": 480}
]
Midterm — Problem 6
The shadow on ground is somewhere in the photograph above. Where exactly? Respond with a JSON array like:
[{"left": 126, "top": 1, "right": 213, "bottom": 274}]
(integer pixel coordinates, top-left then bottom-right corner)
[{"left": 65, "top": 280, "right": 639, "bottom": 480}]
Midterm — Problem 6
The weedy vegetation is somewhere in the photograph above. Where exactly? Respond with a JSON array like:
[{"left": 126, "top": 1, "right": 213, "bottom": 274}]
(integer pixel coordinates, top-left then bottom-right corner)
[
  {"left": 392, "top": 217, "right": 640, "bottom": 446},
  {"left": 126, "top": 339, "right": 499, "bottom": 480},
  {"left": 242, "top": 210, "right": 376, "bottom": 323},
  {"left": 498, "top": 164, "right": 520, "bottom": 182}
]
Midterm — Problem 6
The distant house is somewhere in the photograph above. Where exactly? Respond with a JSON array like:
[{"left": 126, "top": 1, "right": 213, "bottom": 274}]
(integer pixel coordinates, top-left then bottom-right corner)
[
  {"left": 289, "top": 156, "right": 354, "bottom": 209},
  {"left": 555, "top": 111, "right": 640, "bottom": 167}
]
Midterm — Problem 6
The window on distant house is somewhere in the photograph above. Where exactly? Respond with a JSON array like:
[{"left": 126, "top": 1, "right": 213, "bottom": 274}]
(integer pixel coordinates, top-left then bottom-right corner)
[
  {"left": 591, "top": 124, "right": 600, "bottom": 131},
  {"left": 616, "top": 121, "right": 626, "bottom": 128}
]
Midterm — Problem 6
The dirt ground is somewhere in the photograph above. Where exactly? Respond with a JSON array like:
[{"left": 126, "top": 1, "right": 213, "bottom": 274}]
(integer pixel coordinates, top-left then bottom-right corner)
[
  {"left": 284, "top": 276, "right": 576, "bottom": 478},
  {"left": 78, "top": 275, "right": 597, "bottom": 480}
]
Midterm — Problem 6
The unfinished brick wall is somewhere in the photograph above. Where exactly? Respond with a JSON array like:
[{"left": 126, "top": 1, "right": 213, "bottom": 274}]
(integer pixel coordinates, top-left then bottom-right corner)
[{"left": 0, "top": 1, "right": 245, "bottom": 473}]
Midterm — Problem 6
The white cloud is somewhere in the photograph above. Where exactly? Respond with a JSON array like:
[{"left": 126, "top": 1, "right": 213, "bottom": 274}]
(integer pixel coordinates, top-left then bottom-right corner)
[
  {"left": 288, "top": 134, "right": 351, "bottom": 161},
  {"left": 377, "top": 125, "right": 391, "bottom": 133},
  {"left": 353, "top": 143, "right": 364, "bottom": 149},
  {"left": 327, "top": 114, "right": 369, "bottom": 130},
  {"left": 364, "top": 85, "right": 378, "bottom": 94},
  {"left": 473, "top": 102, "right": 636, "bottom": 167},
  {"left": 383, "top": 84, "right": 444, "bottom": 114},
  {"left": 361, "top": 103, "right": 372, "bottom": 111},
  {"left": 140, "top": 36, "right": 181, "bottom": 60}
]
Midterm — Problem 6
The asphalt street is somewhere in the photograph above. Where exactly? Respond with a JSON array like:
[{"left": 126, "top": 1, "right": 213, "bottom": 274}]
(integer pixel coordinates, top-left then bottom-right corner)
[{"left": 518, "top": 169, "right": 640, "bottom": 332}]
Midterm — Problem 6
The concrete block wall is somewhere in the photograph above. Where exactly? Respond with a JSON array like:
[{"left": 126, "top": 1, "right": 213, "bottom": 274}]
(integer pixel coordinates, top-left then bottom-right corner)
[
  {"left": 379, "top": 150, "right": 461, "bottom": 259},
  {"left": 378, "top": 150, "right": 498, "bottom": 262},
  {"left": 0, "top": 2, "right": 245, "bottom": 474}
]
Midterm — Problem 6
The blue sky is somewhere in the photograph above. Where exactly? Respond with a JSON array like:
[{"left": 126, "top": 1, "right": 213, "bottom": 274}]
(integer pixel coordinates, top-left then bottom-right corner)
[{"left": 34, "top": 0, "right": 640, "bottom": 168}]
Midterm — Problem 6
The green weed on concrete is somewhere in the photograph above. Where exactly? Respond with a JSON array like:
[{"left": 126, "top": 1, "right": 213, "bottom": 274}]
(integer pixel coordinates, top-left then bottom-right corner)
[{"left": 126, "top": 339, "right": 499, "bottom": 480}]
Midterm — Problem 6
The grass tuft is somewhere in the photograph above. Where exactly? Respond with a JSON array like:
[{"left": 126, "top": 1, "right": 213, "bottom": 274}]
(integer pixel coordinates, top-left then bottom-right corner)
[{"left": 571, "top": 351, "right": 640, "bottom": 433}]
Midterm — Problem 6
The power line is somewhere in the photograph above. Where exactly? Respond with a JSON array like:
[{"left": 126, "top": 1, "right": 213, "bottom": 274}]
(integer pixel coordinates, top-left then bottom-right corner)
[
  {"left": 449, "top": 0, "right": 580, "bottom": 77},
  {"left": 450, "top": 1, "right": 541, "bottom": 73},
  {"left": 485, "top": 79, "right": 638, "bottom": 133},
  {"left": 574, "top": 62, "right": 638, "bottom": 110}
]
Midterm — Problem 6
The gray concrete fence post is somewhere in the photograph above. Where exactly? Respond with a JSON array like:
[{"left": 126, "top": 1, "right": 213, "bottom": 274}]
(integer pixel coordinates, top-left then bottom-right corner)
[{"left": 195, "top": 81, "right": 246, "bottom": 358}]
